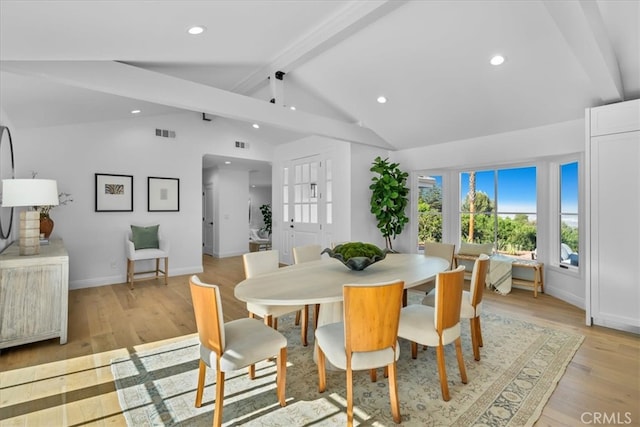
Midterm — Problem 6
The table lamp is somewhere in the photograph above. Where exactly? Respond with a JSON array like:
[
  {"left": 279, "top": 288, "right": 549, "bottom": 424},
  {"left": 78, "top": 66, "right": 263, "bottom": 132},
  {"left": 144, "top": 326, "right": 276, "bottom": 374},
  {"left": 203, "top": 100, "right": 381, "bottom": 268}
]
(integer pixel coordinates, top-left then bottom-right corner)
[{"left": 1, "top": 179, "right": 59, "bottom": 255}]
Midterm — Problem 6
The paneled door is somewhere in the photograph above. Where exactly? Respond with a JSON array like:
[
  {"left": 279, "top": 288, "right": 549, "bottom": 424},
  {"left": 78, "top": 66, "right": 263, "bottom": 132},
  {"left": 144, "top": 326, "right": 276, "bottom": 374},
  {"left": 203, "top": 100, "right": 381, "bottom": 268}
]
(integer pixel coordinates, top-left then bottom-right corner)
[{"left": 281, "top": 155, "right": 324, "bottom": 264}]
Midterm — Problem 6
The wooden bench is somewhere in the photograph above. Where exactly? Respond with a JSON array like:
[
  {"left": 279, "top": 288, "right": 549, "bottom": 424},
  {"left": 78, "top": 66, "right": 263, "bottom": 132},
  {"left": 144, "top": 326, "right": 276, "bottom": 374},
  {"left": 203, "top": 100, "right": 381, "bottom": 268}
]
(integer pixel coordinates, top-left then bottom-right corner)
[{"left": 454, "top": 253, "right": 544, "bottom": 297}]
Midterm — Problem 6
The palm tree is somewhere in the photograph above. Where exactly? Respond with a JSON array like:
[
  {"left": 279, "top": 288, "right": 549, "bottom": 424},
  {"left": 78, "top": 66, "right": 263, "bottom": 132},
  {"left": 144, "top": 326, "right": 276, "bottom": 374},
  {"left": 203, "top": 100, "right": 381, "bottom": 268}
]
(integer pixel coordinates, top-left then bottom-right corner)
[{"left": 468, "top": 171, "right": 476, "bottom": 242}]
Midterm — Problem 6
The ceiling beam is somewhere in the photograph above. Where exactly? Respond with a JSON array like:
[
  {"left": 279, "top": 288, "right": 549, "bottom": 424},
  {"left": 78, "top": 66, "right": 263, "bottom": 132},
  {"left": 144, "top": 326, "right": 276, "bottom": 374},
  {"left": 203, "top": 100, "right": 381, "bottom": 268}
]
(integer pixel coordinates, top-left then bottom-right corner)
[
  {"left": 232, "top": 0, "right": 408, "bottom": 96},
  {"left": 543, "top": 0, "right": 624, "bottom": 103},
  {"left": 0, "top": 60, "right": 393, "bottom": 149}
]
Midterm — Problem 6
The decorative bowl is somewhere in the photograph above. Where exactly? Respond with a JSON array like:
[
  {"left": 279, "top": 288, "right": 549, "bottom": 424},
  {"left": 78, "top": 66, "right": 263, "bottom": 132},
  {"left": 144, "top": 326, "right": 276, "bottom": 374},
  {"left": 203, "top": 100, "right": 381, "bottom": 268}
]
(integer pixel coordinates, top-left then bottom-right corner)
[{"left": 321, "top": 243, "right": 388, "bottom": 271}]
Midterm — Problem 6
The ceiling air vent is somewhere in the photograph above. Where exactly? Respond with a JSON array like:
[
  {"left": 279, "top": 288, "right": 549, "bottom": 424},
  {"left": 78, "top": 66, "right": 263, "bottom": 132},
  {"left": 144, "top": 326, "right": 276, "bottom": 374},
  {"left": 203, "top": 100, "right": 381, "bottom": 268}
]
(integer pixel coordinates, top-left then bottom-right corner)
[
  {"left": 155, "top": 128, "right": 176, "bottom": 138},
  {"left": 235, "top": 141, "right": 250, "bottom": 149}
]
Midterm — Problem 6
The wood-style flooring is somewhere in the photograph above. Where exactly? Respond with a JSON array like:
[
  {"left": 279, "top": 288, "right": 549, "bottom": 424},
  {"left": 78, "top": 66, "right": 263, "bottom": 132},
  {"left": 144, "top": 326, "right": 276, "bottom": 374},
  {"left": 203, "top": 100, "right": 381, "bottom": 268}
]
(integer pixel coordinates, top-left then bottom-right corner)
[{"left": 1, "top": 255, "right": 638, "bottom": 426}]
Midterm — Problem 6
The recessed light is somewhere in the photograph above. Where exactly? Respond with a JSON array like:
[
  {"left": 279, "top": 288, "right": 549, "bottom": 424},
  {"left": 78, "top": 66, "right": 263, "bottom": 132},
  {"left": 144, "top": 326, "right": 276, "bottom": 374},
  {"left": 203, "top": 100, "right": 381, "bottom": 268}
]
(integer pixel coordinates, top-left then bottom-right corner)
[
  {"left": 490, "top": 55, "right": 505, "bottom": 66},
  {"left": 131, "top": 109, "right": 141, "bottom": 114},
  {"left": 289, "top": 106, "right": 296, "bottom": 111},
  {"left": 377, "top": 96, "right": 387, "bottom": 104},
  {"left": 187, "top": 26, "right": 205, "bottom": 35},
  {"left": 224, "top": 161, "right": 231, "bottom": 165},
  {"left": 252, "top": 123, "right": 260, "bottom": 129}
]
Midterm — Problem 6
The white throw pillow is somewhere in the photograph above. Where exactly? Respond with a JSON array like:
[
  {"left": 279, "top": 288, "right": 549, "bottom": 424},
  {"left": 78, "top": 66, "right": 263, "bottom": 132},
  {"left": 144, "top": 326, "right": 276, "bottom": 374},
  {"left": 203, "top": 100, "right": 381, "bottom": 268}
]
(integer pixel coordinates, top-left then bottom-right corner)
[{"left": 458, "top": 242, "right": 493, "bottom": 256}]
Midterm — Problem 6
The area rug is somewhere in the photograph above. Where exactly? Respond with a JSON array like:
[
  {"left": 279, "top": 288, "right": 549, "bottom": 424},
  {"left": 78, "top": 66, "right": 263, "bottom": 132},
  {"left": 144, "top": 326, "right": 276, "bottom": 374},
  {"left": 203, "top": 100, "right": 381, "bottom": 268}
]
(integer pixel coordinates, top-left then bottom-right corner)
[{"left": 111, "top": 292, "right": 583, "bottom": 426}]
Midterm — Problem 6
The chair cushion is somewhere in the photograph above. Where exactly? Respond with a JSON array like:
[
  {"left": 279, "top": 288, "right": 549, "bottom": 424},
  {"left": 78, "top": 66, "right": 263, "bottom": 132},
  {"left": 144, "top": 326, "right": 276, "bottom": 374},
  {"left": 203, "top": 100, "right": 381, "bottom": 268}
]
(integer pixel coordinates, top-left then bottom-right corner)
[
  {"left": 315, "top": 322, "right": 400, "bottom": 371},
  {"left": 128, "top": 247, "right": 168, "bottom": 261},
  {"left": 398, "top": 304, "right": 460, "bottom": 347},
  {"left": 131, "top": 225, "right": 159, "bottom": 250},
  {"left": 422, "top": 289, "right": 481, "bottom": 319},
  {"left": 200, "top": 318, "right": 286, "bottom": 372},
  {"left": 246, "top": 302, "right": 304, "bottom": 319}
]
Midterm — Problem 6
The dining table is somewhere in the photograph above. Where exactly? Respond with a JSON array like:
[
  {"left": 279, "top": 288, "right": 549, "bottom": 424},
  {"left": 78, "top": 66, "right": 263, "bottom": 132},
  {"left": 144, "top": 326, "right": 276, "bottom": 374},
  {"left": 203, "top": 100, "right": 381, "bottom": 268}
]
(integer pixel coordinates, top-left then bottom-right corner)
[{"left": 234, "top": 253, "right": 450, "bottom": 327}]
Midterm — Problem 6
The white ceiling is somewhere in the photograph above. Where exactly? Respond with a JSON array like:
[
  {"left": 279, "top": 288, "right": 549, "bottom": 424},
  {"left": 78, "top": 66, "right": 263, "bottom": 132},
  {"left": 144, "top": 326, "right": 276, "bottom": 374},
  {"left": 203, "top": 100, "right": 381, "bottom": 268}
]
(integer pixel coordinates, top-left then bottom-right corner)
[{"left": 0, "top": 0, "right": 638, "bottom": 152}]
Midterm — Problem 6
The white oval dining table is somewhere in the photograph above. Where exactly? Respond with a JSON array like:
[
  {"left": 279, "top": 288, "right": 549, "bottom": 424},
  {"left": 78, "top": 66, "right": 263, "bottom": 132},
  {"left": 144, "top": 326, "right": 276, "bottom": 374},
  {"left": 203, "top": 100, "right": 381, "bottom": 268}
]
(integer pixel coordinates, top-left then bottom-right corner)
[{"left": 235, "top": 253, "right": 449, "bottom": 326}]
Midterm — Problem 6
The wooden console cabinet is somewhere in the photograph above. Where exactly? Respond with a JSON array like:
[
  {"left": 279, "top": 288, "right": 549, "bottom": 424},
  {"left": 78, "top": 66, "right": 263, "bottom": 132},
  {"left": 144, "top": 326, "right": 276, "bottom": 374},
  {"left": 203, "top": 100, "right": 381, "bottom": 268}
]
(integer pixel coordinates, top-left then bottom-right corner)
[{"left": 0, "top": 238, "right": 69, "bottom": 349}]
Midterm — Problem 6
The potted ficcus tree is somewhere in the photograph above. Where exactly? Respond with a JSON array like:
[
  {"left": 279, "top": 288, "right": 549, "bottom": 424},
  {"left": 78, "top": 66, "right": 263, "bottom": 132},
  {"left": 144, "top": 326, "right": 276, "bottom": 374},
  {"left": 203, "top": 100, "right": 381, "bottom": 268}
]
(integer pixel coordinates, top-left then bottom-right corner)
[{"left": 369, "top": 156, "right": 410, "bottom": 251}]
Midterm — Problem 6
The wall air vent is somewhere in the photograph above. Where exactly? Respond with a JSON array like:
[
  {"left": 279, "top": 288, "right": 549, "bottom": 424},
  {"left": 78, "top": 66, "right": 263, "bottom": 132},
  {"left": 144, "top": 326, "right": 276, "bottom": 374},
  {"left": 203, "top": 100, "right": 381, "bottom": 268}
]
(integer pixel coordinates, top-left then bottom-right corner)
[
  {"left": 155, "top": 129, "right": 176, "bottom": 138},
  {"left": 235, "top": 141, "right": 250, "bottom": 149}
]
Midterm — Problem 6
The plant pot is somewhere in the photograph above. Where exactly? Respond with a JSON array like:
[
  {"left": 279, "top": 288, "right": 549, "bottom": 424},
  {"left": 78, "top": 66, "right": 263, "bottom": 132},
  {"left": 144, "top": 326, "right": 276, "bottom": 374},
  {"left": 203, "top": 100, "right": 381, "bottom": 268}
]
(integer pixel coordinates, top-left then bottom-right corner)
[{"left": 40, "top": 216, "right": 54, "bottom": 238}]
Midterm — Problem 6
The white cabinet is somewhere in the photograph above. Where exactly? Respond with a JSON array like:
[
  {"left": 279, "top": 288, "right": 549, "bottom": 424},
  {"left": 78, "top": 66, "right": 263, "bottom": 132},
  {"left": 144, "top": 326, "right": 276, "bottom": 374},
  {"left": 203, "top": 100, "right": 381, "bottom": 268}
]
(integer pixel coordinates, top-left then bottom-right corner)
[
  {"left": 586, "top": 99, "right": 640, "bottom": 333},
  {"left": 0, "top": 238, "right": 69, "bottom": 349}
]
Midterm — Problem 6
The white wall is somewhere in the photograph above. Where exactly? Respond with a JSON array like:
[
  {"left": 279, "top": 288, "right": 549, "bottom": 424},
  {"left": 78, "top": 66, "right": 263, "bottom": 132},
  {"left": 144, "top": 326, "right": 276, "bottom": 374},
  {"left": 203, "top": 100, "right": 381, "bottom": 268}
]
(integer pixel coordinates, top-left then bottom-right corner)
[
  {"left": 10, "top": 111, "right": 277, "bottom": 289},
  {"left": 392, "top": 119, "right": 587, "bottom": 307},
  {"left": 212, "top": 168, "right": 250, "bottom": 258}
]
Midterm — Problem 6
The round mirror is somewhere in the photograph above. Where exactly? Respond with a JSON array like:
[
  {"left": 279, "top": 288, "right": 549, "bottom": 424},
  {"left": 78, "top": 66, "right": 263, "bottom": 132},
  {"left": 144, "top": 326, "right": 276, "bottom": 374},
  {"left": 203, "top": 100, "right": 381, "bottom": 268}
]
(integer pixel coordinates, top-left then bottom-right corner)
[{"left": 0, "top": 125, "right": 15, "bottom": 240}]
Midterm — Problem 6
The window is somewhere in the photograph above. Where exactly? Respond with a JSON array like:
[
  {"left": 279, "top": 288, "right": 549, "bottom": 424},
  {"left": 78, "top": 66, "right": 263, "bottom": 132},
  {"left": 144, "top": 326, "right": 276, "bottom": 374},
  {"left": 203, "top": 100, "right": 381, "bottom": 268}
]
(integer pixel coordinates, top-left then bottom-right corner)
[
  {"left": 460, "top": 166, "right": 537, "bottom": 259},
  {"left": 417, "top": 175, "right": 443, "bottom": 249},
  {"left": 560, "top": 161, "right": 579, "bottom": 266}
]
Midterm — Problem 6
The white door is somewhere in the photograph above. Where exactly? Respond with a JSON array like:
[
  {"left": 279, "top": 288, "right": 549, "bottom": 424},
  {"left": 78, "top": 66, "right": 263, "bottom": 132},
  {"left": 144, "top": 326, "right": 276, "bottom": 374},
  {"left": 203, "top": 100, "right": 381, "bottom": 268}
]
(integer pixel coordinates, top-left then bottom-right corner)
[
  {"left": 203, "top": 186, "right": 214, "bottom": 256},
  {"left": 282, "top": 155, "right": 324, "bottom": 264}
]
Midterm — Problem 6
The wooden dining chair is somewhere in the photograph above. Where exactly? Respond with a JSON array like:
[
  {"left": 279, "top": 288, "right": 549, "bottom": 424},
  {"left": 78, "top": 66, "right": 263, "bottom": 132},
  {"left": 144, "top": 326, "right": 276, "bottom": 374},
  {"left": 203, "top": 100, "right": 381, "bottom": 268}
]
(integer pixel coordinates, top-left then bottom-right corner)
[
  {"left": 189, "top": 275, "right": 287, "bottom": 427},
  {"left": 315, "top": 280, "right": 405, "bottom": 426},
  {"left": 425, "top": 253, "right": 490, "bottom": 360},
  {"left": 292, "top": 244, "right": 322, "bottom": 328},
  {"left": 398, "top": 266, "right": 467, "bottom": 401},
  {"left": 242, "top": 250, "right": 309, "bottom": 346}
]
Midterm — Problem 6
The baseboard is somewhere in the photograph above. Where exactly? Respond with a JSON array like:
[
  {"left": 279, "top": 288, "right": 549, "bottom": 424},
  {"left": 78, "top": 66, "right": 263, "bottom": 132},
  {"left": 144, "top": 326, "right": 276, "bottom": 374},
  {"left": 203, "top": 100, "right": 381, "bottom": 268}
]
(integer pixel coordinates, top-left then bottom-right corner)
[{"left": 69, "top": 265, "right": 203, "bottom": 290}]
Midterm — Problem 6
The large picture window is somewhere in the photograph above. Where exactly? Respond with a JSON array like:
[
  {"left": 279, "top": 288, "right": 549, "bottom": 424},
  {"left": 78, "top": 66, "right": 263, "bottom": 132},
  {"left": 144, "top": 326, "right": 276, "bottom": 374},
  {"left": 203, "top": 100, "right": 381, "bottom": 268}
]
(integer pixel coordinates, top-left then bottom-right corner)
[
  {"left": 417, "top": 175, "right": 443, "bottom": 249},
  {"left": 460, "top": 166, "right": 537, "bottom": 259},
  {"left": 560, "top": 161, "right": 579, "bottom": 266}
]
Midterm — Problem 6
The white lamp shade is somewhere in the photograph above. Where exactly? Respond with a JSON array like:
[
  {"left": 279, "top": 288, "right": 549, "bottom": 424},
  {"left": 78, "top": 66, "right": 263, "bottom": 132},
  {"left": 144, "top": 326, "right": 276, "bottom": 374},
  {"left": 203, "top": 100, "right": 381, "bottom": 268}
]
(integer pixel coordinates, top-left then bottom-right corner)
[{"left": 1, "top": 179, "right": 59, "bottom": 207}]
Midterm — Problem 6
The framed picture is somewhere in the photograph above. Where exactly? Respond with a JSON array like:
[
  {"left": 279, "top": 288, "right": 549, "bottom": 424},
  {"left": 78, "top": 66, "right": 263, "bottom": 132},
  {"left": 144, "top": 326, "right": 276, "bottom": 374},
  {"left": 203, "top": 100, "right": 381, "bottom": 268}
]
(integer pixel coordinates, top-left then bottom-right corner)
[
  {"left": 148, "top": 177, "right": 179, "bottom": 212},
  {"left": 95, "top": 173, "right": 133, "bottom": 212}
]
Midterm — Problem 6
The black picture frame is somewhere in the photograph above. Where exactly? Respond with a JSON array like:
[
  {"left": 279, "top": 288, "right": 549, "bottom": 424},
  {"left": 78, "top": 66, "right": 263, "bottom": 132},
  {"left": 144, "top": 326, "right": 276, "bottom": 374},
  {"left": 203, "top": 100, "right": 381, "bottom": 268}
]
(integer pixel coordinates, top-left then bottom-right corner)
[
  {"left": 148, "top": 177, "right": 179, "bottom": 212},
  {"left": 95, "top": 173, "right": 133, "bottom": 212}
]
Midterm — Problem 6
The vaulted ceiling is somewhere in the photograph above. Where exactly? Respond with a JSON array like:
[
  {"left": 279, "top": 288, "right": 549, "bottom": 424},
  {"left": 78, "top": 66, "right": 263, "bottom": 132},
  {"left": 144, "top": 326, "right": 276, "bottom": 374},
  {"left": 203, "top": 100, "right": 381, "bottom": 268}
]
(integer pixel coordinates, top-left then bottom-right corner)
[{"left": 1, "top": 0, "right": 638, "bottom": 151}]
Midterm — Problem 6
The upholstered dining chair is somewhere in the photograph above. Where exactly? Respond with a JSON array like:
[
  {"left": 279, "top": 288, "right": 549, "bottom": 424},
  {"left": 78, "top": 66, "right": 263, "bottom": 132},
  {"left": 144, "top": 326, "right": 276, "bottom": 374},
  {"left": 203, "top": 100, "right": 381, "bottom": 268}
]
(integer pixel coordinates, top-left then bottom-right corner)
[
  {"left": 242, "top": 250, "right": 309, "bottom": 346},
  {"left": 125, "top": 224, "right": 169, "bottom": 289},
  {"left": 189, "top": 275, "right": 287, "bottom": 427},
  {"left": 423, "top": 253, "right": 490, "bottom": 361},
  {"left": 420, "top": 241, "right": 456, "bottom": 292},
  {"left": 292, "top": 244, "right": 322, "bottom": 329},
  {"left": 315, "top": 280, "right": 405, "bottom": 426},
  {"left": 398, "top": 266, "right": 467, "bottom": 401}
]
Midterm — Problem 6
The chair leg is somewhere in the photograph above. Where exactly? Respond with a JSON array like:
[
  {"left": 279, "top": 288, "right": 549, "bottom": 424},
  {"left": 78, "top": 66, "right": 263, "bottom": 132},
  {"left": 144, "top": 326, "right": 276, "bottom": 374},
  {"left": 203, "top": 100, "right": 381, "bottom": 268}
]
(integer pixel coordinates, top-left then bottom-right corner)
[
  {"left": 295, "top": 310, "right": 301, "bottom": 325},
  {"left": 195, "top": 360, "right": 206, "bottom": 407},
  {"left": 317, "top": 347, "right": 327, "bottom": 392},
  {"left": 276, "top": 346, "right": 287, "bottom": 406},
  {"left": 346, "top": 365, "right": 354, "bottom": 427},
  {"left": 314, "top": 304, "right": 320, "bottom": 329},
  {"left": 164, "top": 257, "right": 168, "bottom": 285},
  {"left": 436, "top": 344, "right": 450, "bottom": 401},
  {"left": 155, "top": 258, "right": 160, "bottom": 278},
  {"left": 370, "top": 368, "right": 377, "bottom": 382},
  {"left": 273, "top": 317, "right": 278, "bottom": 330},
  {"left": 477, "top": 317, "right": 483, "bottom": 347},
  {"left": 411, "top": 341, "right": 418, "bottom": 359},
  {"left": 127, "top": 259, "right": 134, "bottom": 289},
  {"left": 455, "top": 337, "right": 468, "bottom": 384},
  {"left": 387, "top": 361, "right": 401, "bottom": 424},
  {"left": 213, "top": 368, "right": 225, "bottom": 427},
  {"left": 470, "top": 318, "right": 481, "bottom": 361},
  {"left": 300, "top": 306, "right": 309, "bottom": 347}
]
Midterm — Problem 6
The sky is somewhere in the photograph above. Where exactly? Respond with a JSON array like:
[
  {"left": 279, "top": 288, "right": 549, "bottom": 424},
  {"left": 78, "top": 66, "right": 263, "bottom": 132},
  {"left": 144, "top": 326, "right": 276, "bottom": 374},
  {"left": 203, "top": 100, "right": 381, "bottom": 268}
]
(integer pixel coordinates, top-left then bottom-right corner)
[{"left": 428, "top": 162, "right": 579, "bottom": 217}]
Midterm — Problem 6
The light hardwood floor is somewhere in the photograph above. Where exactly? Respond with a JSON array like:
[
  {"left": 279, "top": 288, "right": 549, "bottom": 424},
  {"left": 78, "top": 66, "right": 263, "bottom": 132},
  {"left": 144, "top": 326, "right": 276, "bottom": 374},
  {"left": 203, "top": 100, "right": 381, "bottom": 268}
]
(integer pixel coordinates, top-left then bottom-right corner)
[{"left": 1, "top": 255, "right": 638, "bottom": 426}]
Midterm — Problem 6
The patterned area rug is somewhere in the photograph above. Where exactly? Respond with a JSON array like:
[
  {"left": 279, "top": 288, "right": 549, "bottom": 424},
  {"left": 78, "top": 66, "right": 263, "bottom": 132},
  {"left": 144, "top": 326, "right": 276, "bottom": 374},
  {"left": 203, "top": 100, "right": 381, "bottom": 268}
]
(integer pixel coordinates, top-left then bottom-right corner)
[{"left": 111, "top": 292, "right": 583, "bottom": 426}]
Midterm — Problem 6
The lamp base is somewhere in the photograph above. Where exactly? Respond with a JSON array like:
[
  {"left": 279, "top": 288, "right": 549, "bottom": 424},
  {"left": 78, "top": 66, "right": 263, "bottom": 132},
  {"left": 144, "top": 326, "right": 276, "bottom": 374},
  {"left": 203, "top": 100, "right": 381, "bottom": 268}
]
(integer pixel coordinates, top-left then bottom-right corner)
[{"left": 18, "top": 211, "right": 40, "bottom": 255}]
